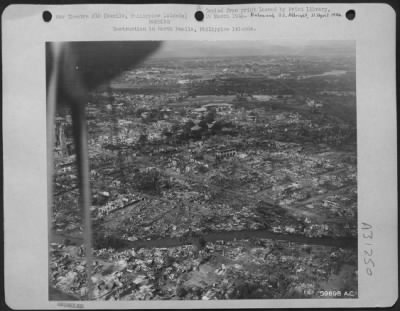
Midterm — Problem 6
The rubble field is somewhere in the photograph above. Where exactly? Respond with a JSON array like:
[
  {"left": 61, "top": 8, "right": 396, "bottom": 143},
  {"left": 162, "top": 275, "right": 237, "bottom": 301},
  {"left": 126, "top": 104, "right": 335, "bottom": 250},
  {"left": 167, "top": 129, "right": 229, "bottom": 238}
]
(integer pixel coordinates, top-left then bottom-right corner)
[
  {"left": 51, "top": 52, "right": 357, "bottom": 300},
  {"left": 50, "top": 238, "right": 357, "bottom": 300}
]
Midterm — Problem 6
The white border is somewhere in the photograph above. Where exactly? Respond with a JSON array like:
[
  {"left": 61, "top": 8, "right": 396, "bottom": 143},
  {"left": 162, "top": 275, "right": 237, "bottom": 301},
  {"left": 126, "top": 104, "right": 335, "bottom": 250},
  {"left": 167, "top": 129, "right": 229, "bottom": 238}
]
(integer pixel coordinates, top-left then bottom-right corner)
[{"left": 2, "top": 3, "right": 397, "bottom": 309}]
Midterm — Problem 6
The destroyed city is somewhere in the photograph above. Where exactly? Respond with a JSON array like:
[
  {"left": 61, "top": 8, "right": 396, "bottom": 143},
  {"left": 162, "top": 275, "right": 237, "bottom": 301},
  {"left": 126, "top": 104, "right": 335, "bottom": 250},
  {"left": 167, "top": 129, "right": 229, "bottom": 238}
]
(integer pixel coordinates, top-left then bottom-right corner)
[{"left": 50, "top": 41, "right": 358, "bottom": 301}]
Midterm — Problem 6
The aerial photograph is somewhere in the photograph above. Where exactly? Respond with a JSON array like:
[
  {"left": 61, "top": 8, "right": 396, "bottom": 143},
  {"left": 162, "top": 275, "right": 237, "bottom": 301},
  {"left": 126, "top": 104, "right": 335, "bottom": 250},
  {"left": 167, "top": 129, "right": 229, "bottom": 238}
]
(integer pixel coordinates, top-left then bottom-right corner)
[{"left": 49, "top": 40, "right": 357, "bottom": 300}]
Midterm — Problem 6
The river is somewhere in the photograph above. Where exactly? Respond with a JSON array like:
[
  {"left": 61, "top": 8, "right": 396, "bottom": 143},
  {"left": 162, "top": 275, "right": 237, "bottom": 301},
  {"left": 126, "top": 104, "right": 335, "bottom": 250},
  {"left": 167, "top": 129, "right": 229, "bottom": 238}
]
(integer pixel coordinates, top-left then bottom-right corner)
[{"left": 52, "top": 228, "right": 356, "bottom": 250}]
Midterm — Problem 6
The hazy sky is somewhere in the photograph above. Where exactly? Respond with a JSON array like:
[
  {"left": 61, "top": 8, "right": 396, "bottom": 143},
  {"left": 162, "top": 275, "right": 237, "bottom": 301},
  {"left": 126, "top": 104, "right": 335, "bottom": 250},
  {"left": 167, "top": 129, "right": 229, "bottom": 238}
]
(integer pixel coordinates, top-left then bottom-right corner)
[{"left": 151, "top": 40, "right": 355, "bottom": 58}]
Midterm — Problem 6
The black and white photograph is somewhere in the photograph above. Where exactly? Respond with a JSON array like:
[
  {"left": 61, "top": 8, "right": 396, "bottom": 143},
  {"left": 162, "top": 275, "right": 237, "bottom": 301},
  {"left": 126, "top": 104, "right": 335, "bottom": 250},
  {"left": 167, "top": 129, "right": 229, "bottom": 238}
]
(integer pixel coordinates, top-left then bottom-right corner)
[
  {"left": 48, "top": 40, "right": 358, "bottom": 301},
  {"left": 3, "top": 3, "right": 397, "bottom": 309}
]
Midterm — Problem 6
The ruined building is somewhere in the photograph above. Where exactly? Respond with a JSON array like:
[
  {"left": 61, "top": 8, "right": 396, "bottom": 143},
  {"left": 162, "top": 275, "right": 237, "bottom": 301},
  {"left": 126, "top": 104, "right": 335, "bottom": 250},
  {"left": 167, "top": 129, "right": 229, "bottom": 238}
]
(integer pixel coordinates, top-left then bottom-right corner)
[
  {"left": 215, "top": 148, "right": 237, "bottom": 161},
  {"left": 54, "top": 116, "right": 73, "bottom": 158}
]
